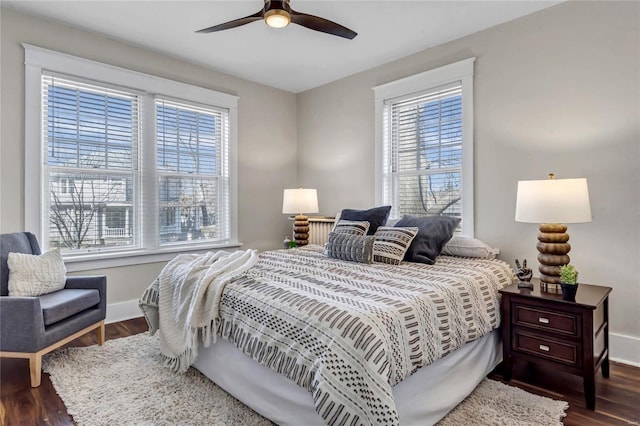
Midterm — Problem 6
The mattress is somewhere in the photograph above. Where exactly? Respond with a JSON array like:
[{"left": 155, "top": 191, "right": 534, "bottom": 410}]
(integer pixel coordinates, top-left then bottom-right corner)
[
  {"left": 209, "top": 246, "right": 515, "bottom": 425},
  {"left": 194, "top": 328, "right": 502, "bottom": 426}
]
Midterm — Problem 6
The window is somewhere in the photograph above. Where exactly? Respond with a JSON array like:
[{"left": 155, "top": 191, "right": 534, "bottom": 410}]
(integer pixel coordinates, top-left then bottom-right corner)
[
  {"left": 44, "top": 76, "right": 138, "bottom": 251},
  {"left": 156, "top": 99, "right": 229, "bottom": 244},
  {"left": 373, "top": 58, "right": 475, "bottom": 236},
  {"left": 25, "top": 45, "right": 238, "bottom": 268}
]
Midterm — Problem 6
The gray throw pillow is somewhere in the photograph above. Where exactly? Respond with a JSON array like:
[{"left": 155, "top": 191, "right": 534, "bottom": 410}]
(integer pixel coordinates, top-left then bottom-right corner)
[
  {"left": 326, "top": 232, "right": 375, "bottom": 264},
  {"left": 395, "top": 215, "right": 461, "bottom": 265},
  {"left": 339, "top": 206, "right": 391, "bottom": 235}
]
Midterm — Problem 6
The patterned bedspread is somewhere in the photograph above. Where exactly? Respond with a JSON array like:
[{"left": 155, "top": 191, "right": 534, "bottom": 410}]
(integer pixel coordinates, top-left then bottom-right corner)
[{"left": 217, "top": 246, "right": 515, "bottom": 426}]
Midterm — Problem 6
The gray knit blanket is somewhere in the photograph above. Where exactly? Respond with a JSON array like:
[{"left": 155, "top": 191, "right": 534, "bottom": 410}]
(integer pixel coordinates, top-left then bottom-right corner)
[{"left": 141, "top": 246, "right": 515, "bottom": 426}]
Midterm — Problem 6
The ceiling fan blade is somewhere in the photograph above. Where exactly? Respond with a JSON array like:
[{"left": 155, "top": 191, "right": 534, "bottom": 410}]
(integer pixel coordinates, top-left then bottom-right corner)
[
  {"left": 196, "top": 10, "right": 263, "bottom": 33},
  {"left": 290, "top": 11, "right": 357, "bottom": 40}
]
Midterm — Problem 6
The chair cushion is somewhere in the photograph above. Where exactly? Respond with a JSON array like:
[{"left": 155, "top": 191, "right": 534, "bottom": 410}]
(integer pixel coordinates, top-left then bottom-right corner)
[{"left": 39, "top": 289, "right": 100, "bottom": 326}]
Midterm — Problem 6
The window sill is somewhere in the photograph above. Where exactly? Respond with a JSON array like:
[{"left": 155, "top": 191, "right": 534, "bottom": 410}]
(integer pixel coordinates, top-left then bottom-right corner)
[{"left": 64, "top": 242, "right": 243, "bottom": 273}]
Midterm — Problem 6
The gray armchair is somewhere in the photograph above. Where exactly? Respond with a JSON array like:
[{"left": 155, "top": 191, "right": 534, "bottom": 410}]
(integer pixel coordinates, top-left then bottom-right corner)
[{"left": 0, "top": 232, "right": 106, "bottom": 387}]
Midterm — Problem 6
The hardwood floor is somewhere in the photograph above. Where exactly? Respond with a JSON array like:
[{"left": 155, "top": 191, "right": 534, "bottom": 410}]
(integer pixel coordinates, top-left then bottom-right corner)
[
  {"left": 1, "top": 317, "right": 639, "bottom": 425},
  {"left": 0, "top": 318, "right": 148, "bottom": 426}
]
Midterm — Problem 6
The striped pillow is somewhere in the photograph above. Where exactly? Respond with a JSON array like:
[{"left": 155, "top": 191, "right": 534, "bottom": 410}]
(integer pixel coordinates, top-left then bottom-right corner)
[
  {"left": 339, "top": 206, "right": 391, "bottom": 235},
  {"left": 332, "top": 220, "right": 370, "bottom": 236},
  {"left": 373, "top": 227, "right": 419, "bottom": 265},
  {"left": 326, "top": 232, "right": 375, "bottom": 264}
]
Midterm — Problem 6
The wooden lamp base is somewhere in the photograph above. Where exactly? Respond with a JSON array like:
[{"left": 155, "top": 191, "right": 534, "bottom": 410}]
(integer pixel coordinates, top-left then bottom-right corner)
[
  {"left": 537, "top": 223, "right": 571, "bottom": 292},
  {"left": 293, "top": 214, "right": 310, "bottom": 246}
]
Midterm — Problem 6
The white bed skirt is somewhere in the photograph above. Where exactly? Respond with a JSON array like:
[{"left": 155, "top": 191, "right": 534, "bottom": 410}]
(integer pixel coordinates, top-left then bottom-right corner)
[{"left": 193, "top": 330, "right": 502, "bottom": 426}]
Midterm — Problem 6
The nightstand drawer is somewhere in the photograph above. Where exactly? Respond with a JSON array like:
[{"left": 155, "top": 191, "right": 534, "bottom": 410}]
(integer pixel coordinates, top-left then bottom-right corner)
[
  {"left": 513, "top": 304, "right": 580, "bottom": 337},
  {"left": 514, "top": 331, "right": 581, "bottom": 367}
]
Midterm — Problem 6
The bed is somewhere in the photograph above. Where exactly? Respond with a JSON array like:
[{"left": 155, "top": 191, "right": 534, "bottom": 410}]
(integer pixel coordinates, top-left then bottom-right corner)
[{"left": 185, "top": 245, "right": 515, "bottom": 425}]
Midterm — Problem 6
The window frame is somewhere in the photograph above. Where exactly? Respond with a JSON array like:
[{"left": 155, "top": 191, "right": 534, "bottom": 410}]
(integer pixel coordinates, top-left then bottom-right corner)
[
  {"left": 24, "top": 44, "right": 239, "bottom": 271},
  {"left": 373, "top": 58, "right": 476, "bottom": 237}
]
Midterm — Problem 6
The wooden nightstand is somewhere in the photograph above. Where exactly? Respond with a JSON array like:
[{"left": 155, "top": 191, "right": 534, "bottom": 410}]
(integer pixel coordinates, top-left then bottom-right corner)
[{"left": 499, "top": 279, "right": 612, "bottom": 410}]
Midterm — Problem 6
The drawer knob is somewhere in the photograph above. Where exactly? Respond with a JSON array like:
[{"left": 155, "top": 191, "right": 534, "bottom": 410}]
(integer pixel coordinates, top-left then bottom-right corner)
[
  {"left": 539, "top": 344, "right": 550, "bottom": 352},
  {"left": 538, "top": 317, "right": 550, "bottom": 324}
]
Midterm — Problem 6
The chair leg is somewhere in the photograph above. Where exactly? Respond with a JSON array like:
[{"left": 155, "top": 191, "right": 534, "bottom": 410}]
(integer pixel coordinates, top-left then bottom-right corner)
[
  {"left": 97, "top": 320, "right": 105, "bottom": 345},
  {"left": 29, "top": 353, "right": 42, "bottom": 387}
]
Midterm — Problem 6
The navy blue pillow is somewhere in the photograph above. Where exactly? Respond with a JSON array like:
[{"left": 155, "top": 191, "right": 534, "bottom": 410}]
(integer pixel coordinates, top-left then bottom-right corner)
[
  {"left": 340, "top": 206, "right": 391, "bottom": 235},
  {"left": 395, "top": 215, "right": 461, "bottom": 264}
]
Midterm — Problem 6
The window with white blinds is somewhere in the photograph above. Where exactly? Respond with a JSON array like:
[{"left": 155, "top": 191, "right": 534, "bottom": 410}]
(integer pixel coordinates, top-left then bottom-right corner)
[
  {"left": 374, "top": 58, "right": 475, "bottom": 235},
  {"left": 43, "top": 75, "right": 139, "bottom": 252},
  {"left": 156, "top": 99, "right": 230, "bottom": 245},
  {"left": 37, "top": 68, "right": 235, "bottom": 259},
  {"left": 385, "top": 83, "right": 463, "bottom": 218}
]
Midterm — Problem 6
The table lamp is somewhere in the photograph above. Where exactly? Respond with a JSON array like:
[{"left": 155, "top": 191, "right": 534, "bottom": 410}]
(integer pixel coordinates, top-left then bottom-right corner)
[
  {"left": 282, "top": 188, "right": 319, "bottom": 246},
  {"left": 515, "top": 174, "right": 592, "bottom": 292}
]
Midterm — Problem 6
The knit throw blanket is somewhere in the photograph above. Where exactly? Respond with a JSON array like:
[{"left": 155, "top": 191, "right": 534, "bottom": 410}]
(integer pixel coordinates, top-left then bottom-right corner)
[{"left": 139, "top": 250, "right": 258, "bottom": 373}]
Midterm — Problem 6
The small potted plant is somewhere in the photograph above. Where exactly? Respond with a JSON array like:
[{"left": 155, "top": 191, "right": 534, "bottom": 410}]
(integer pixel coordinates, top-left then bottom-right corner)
[{"left": 559, "top": 264, "right": 579, "bottom": 301}]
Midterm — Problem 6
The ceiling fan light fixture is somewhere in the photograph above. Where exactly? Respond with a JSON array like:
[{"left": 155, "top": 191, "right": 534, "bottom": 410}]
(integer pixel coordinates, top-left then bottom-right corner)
[
  {"left": 196, "top": 0, "right": 356, "bottom": 39},
  {"left": 265, "top": 9, "right": 291, "bottom": 28}
]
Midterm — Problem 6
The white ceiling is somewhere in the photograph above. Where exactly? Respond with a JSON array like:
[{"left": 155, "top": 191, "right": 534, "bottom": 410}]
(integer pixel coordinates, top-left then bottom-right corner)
[{"left": 3, "top": 1, "right": 560, "bottom": 93}]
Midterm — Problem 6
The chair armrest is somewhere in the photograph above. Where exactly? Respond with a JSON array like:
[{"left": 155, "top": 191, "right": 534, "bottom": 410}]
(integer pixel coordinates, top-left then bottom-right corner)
[
  {"left": 0, "top": 297, "right": 45, "bottom": 351},
  {"left": 65, "top": 275, "right": 107, "bottom": 319}
]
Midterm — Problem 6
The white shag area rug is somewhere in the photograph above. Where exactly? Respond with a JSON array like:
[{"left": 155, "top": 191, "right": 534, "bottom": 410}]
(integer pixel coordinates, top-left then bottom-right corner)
[{"left": 43, "top": 333, "right": 568, "bottom": 426}]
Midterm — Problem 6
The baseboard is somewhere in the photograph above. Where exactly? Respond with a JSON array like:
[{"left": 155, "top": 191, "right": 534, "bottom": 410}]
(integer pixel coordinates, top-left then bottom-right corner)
[
  {"left": 610, "top": 332, "right": 640, "bottom": 367},
  {"left": 106, "top": 299, "right": 143, "bottom": 324}
]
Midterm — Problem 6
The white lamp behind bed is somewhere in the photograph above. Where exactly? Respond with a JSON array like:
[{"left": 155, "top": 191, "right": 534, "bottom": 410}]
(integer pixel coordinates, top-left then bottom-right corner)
[{"left": 282, "top": 188, "right": 319, "bottom": 246}]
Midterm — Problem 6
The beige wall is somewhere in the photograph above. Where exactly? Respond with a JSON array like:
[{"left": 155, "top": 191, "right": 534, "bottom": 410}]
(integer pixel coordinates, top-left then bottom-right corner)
[
  {"left": 298, "top": 1, "right": 640, "bottom": 346},
  {"left": 0, "top": 8, "right": 298, "bottom": 304}
]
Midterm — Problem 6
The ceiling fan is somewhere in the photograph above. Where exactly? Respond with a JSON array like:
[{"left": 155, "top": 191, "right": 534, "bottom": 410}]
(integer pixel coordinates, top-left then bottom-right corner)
[{"left": 196, "top": 0, "right": 357, "bottom": 40}]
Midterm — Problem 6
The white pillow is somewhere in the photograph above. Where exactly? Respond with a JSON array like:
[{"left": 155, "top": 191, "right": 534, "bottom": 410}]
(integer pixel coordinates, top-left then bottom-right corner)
[
  {"left": 441, "top": 236, "right": 499, "bottom": 259},
  {"left": 331, "top": 211, "right": 342, "bottom": 231},
  {"left": 385, "top": 217, "right": 400, "bottom": 227},
  {"left": 8, "top": 249, "right": 67, "bottom": 296}
]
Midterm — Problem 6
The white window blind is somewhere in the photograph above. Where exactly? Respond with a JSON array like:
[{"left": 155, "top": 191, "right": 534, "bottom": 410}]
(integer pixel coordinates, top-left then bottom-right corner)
[
  {"left": 383, "top": 82, "right": 463, "bottom": 220},
  {"left": 42, "top": 74, "right": 140, "bottom": 252},
  {"left": 156, "top": 99, "right": 230, "bottom": 245}
]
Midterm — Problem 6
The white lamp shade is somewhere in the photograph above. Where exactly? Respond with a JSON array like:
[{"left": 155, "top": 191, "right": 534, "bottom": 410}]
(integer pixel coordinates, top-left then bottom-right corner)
[
  {"left": 515, "top": 178, "right": 592, "bottom": 224},
  {"left": 282, "top": 188, "right": 319, "bottom": 215}
]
